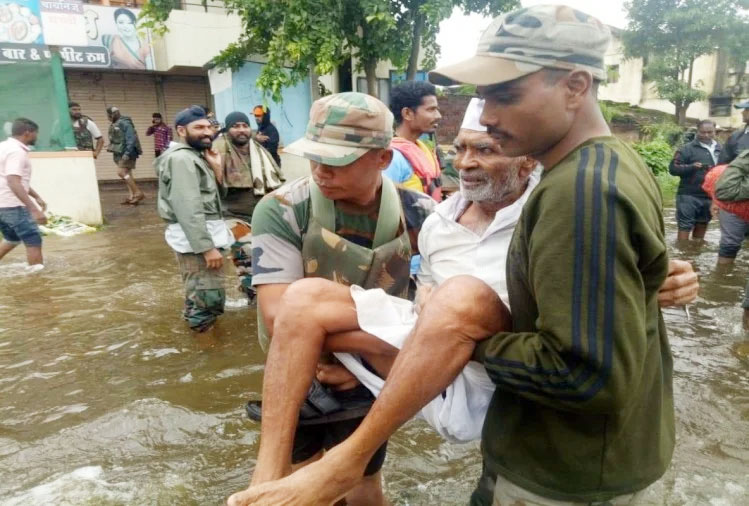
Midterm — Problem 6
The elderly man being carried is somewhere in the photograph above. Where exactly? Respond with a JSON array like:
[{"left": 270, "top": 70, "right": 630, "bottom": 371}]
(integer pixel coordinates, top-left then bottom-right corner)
[{"left": 228, "top": 98, "right": 699, "bottom": 505}]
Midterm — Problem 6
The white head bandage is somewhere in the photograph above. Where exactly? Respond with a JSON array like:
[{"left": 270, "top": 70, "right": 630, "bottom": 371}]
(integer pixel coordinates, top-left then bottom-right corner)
[{"left": 460, "top": 98, "right": 486, "bottom": 132}]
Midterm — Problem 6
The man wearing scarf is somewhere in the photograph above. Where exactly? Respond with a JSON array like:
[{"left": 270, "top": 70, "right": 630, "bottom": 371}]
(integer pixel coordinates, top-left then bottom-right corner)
[
  {"left": 212, "top": 112, "right": 284, "bottom": 300},
  {"left": 212, "top": 111, "right": 284, "bottom": 223}
]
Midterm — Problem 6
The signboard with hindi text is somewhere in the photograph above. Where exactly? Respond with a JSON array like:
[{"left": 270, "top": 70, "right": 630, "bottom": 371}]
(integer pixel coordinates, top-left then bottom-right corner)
[
  {"left": 40, "top": 0, "right": 86, "bottom": 46},
  {"left": 0, "top": 2, "right": 154, "bottom": 69}
]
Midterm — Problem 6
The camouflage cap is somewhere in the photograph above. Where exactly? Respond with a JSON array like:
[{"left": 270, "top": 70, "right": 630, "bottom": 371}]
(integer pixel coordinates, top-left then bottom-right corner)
[
  {"left": 284, "top": 92, "right": 394, "bottom": 167},
  {"left": 429, "top": 4, "right": 610, "bottom": 87}
]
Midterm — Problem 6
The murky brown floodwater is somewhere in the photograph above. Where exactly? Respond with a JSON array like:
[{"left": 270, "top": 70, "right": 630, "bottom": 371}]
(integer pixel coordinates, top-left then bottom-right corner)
[{"left": 1, "top": 188, "right": 748, "bottom": 505}]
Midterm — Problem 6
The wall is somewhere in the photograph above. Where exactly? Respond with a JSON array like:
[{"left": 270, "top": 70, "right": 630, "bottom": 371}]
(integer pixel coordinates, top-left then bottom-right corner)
[
  {"left": 155, "top": 10, "right": 242, "bottom": 71},
  {"left": 436, "top": 94, "right": 473, "bottom": 145},
  {"left": 600, "top": 33, "right": 747, "bottom": 128},
  {"left": 29, "top": 152, "right": 103, "bottom": 225},
  {"left": 211, "top": 61, "right": 312, "bottom": 147}
]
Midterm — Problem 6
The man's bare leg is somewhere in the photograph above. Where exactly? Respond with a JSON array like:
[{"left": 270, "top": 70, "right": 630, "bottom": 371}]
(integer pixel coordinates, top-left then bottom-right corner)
[
  {"left": 250, "top": 278, "right": 387, "bottom": 489},
  {"left": 25, "top": 246, "right": 42, "bottom": 265},
  {"left": 0, "top": 240, "right": 17, "bottom": 261},
  {"left": 692, "top": 223, "right": 708, "bottom": 239},
  {"left": 228, "top": 275, "right": 511, "bottom": 506}
]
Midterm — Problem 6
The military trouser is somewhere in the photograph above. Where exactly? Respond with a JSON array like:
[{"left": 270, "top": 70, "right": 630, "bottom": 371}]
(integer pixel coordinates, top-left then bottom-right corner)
[
  {"left": 471, "top": 466, "right": 652, "bottom": 506},
  {"left": 175, "top": 251, "right": 226, "bottom": 331}
]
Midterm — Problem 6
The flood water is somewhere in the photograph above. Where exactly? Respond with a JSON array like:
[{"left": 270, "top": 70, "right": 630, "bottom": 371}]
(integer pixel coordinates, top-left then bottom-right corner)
[{"left": 1, "top": 188, "right": 748, "bottom": 505}]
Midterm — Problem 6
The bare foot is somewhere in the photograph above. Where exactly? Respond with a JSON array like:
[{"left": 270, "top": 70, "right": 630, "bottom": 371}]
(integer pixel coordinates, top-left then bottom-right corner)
[
  {"left": 317, "top": 363, "right": 359, "bottom": 391},
  {"left": 228, "top": 446, "right": 366, "bottom": 506}
]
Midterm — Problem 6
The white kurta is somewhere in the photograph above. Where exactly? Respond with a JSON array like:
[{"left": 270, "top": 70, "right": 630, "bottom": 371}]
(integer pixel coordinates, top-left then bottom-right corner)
[{"left": 335, "top": 170, "right": 541, "bottom": 443}]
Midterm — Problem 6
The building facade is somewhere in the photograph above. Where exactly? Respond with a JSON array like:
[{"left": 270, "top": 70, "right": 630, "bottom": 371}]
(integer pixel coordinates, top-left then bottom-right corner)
[{"left": 600, "top": 29, "right": 748, "bottom": 128}]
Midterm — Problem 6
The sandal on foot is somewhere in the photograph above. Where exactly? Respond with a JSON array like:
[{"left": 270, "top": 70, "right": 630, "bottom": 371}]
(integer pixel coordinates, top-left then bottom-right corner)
[
  {"left": 246, "top": 379, "right": 373, "bottom": 426},
  {"left": 130, "top": 193, "right": 145, "bottom": 205}
]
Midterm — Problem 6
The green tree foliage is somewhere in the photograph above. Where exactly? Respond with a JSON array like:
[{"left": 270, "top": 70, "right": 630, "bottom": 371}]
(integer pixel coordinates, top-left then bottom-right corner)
[
  {"left": 140, "top": 0, "right": 518, "bottom": 101},
  {"left": 622, "top": 0, "right": 749, "bottom": 125}
]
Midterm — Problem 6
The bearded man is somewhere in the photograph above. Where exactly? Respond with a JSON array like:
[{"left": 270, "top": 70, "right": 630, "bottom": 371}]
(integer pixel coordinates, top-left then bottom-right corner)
[{"left": 156, "top": 105, "right": 232, "bottom": 332}]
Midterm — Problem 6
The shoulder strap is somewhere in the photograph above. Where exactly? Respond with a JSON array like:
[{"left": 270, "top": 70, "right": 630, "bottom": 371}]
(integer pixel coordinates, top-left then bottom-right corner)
[
  {"left": 308, "top": 176, "right": 402, "bottom": 249},
  {"left": 372, "top": 177, "right": 401, "bottom": 248},
  {"left": 309, "top": 178, "right": 336, "bottom": 232}
]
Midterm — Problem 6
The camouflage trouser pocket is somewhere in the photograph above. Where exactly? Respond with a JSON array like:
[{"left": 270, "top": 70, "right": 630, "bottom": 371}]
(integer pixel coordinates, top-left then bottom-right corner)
[{"left": 175, "top": 252, "right": 226, "bottom": 329}]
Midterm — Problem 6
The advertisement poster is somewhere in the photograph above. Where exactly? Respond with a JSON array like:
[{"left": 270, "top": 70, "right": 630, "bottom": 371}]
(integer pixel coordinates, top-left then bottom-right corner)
[
  {"left": 83, "top": 5, "right": 154, "bottom": 70},
  {"left": 0, "top": 2, "right": 155, "bottom": 69},
  {"left": 0, "top": 0, "right": 44, "bottom": 44}
]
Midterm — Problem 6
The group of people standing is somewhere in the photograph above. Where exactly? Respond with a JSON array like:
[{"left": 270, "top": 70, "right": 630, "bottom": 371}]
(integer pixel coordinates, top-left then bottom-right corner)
[
  {"left": 669, "top": 103, "right": 749, "bottom": 325},
  {"left": 143, "top": 5, "right": 702, "bottom": 506},
  {"left": 3, "top": 4, "right": 746, "bottom": 504}
]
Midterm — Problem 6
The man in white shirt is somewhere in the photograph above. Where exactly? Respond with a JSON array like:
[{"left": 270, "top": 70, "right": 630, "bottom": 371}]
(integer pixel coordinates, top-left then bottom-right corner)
[
  {"left": 0, "top": 118, "right": 47, "bottom": 267},
  {"left": 229, "top": 98, "right": 700, "bottom": 505},
  {"left": 69, "top": 102, "right": 104, "bottom": 158}
]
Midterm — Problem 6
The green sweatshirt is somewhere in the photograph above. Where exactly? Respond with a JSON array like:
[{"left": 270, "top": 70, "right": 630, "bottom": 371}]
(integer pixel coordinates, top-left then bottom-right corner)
[
  {"left": 715, "top": 149, "right": 749, "bottom": 202},
  {"left": 472, "top": 137, "right": 673, "bottom": 503},
  {"left": 156, "top": 143, "right": 224, "bottom": 254}
]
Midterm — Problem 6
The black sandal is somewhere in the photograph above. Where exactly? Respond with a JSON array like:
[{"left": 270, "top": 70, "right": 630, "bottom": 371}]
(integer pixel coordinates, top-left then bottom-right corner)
[{"left": 246, "top": 379, "right": 373, "bottom": 426}]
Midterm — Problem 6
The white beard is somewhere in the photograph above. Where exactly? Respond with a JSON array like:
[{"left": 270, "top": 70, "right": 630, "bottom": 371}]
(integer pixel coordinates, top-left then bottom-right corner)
[{"left": 459, "top": 167, "right": 522, "bottom": 203}]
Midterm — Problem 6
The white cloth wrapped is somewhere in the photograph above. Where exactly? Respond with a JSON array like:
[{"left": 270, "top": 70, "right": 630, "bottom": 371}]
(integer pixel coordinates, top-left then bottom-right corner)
[{"left": 334, "top": 286, "right": 495, "bottom": 443}]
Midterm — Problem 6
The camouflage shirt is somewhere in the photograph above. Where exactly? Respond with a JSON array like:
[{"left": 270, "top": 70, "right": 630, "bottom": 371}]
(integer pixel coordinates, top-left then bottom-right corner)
[{"left": 251, "top": 176, "right": 435, "bottom": 286}]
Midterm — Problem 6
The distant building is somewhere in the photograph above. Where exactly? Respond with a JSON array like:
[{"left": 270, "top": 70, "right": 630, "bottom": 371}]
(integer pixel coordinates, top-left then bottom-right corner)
[{"left": 599, "top": 27, "right": 748, "bottom": 128}]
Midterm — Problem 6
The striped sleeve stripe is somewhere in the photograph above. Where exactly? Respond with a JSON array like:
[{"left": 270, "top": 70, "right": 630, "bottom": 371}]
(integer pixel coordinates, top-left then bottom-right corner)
[{"left": 484, "top": 145, "right": 620, "bottom": 401}]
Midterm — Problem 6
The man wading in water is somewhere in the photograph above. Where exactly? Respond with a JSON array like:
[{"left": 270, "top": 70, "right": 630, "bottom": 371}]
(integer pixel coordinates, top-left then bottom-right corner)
[
  {"left": 241, "top": 92, "right": 436, "bottom": 505},
  {"left": 156, "top": 106, "right": 232, "bottom": 332},
  {"left": 228, "top": 5, "right": 699, "bottom": 505}
]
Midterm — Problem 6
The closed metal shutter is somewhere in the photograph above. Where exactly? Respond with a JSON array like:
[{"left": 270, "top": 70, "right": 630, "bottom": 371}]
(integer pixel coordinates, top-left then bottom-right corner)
[
  {"left": 66, "top": 71, "right": 159, "bottom": 181},
  {"left": 66, "top": 72, "right": 211, "bottom": 181},
  {"left": 162, "top": 75, "right": 212, "bottom": 128}
]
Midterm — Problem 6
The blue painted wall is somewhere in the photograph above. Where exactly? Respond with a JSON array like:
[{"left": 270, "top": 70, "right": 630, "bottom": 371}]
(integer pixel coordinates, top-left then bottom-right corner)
[{"left": 213, "top": 62, "right": 312, "bottom": 147}]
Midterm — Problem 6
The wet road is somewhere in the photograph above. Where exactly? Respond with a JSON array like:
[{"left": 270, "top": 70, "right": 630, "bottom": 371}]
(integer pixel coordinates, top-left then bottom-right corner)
[{"left": 0, "top": 190, "right": 747, "bottom": 505}]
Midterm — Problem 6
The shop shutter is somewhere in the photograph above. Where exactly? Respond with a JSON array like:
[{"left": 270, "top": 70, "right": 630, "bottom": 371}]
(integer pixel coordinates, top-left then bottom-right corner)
[
  {"left": 66, "top": 71, "right": 159, "bottom": 181},
  {"left": 162, "top": 75, "right": 212, "bottom": 128}
]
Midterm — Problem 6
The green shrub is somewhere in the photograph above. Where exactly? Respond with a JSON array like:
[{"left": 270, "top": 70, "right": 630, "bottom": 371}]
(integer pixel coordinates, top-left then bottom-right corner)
[
  {"left": 640, "top": 122, "right": 685, "bottom": 147},
  {"left": 632, "top": 139, "right": 674, "bottom": 175},
  {"left": 655, "top": 171, "right": 679, "bottom": 205}
]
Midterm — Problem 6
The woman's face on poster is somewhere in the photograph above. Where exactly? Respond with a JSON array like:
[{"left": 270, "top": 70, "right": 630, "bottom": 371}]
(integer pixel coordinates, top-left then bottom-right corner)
[{"left": 115, "top": 13, "right": 136, "bottom": 38}]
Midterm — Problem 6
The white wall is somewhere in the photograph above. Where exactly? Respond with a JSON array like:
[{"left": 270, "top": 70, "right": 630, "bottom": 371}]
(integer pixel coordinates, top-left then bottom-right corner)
[
  {"left": 153, "top": 10, "right": 242, "bottom": 71},
  {"left": 29, "top": 152, "right": 103, "bottom": 226},
  {"left": 599, "top": 33, "right": 747, "bottom": 128}
]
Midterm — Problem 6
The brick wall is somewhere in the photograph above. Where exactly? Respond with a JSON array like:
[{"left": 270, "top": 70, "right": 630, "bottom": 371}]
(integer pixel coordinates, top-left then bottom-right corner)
[{"left": 436, "top": 95, "right": 475, "bottom": 144}]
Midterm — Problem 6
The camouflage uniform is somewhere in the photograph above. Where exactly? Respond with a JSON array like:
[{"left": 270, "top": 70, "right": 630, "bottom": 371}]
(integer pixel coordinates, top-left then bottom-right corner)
[
  {"left": 156, "top": 143, "right": 231, "bottom": 331},
  {"left": 73, "top": 116, "right": 94, "bottom": 151},
  {"left": 108, "top": 116, "right": 142, "bottom": 169},
  {"left": 251, "top": 92, "right": 435, "bottom": 475}
]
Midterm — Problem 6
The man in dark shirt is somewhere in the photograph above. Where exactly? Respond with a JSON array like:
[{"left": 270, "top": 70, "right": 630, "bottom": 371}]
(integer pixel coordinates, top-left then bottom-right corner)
[
  {"left": 253, "top": 105, "right": 281, "bottom": 167},
  {"left": 716, "top": 101, "right": 749, "bottom": 264},
  {"left": 719, "top": 101, "right": 749, "bottom": 165},
  {"left": 669, "top": 120, "right": 721, "bottom": 241}
]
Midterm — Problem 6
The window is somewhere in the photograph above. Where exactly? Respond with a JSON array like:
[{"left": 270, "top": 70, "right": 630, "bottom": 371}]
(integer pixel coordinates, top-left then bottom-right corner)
[
  {"left": 606, "top": 64, "right": 620, "bottom": 84},
  {"left": 709, "top": 97, "right": 732, "bottom": 117}
]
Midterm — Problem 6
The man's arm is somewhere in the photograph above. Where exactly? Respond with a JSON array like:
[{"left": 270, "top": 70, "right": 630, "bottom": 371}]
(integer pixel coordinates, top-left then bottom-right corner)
[
  {"left": 27, "top": 187, "right": 46, "bottom": 212},
  {"left": 669, "top": 146, "right": 698, "bottom": 176},
  {"left": 146, "top": 126, "right": 155, "bottom": 136},
  {"left": 94, "top": 137, "right": 104, "bottom": 159},
  {"left": 121, "top": 121, "right": 137, "bottom": 159},
  {"left": 7, "top": 175, "right": 46, "bottom": 224},
  {"left": 474, "top": 177, "right": 667, "bottom": 415},
  {"left": 718, "top": 134, "right": 736, "bottom": 164},
  {"left": 715, "top": 151, "right": 749, "bottom": 202},
  {"left": 167, "top": 158, "right": 215, "bottom": 254}
]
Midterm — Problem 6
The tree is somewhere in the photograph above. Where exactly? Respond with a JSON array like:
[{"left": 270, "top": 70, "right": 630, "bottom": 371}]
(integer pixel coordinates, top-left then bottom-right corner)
[
  {"left": 140, "top": 0, "right": 517, "bottom": 101},
  {"left": 622, "top": 0, "right": 749, "bottom": 125}
]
